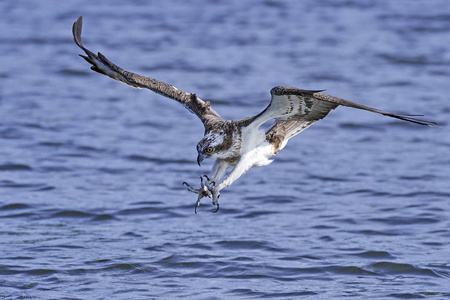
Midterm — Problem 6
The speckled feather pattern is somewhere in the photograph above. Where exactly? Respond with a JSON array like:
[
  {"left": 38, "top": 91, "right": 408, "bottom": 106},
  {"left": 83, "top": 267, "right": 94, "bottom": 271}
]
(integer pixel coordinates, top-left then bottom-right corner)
[{"left": 73, "top": 16, "right": 436, "bottom": 199}]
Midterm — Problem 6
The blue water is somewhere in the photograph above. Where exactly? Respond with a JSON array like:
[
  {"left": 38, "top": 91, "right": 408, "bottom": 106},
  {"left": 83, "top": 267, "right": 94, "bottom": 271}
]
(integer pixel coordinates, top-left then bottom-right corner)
[{"left": 1, "top": 0, "right": 449, "bottom": 299}]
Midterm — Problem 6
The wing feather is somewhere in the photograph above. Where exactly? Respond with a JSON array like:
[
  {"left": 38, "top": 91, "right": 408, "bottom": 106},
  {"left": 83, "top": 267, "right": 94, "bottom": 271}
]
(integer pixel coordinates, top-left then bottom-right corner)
[
  {"left": 72, "top": 16, "right": 221, "bottom": 125},
  {"left": 253, "top": 86, "right": 436, "bottom": 130},
  {"left": 313, "top": 92, "right": 436, "bottom": 127},
  {"left": 247, "top": 87, "right": 338, "bottom": 130},
  {"left": 248, "top": 85, "right": 436, "bottom": 151}
]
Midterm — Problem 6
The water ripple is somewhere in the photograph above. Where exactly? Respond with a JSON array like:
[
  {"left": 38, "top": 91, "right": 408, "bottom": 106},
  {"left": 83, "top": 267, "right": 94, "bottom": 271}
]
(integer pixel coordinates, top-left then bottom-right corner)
[
  {"left": 366, "top": 262, "right": 444, "bottom": 278},
  {"left": 215, "top": 240, "right": 291, "bottom": 253},
  {"left": 0, "top": 0, "right": 448, "bottom": 298},
  {"left": 350, "top": 251, "right": 396, "bottom": 260},
  {"left": 0, "top": 180, "right": 53, "bottom": 191},
  {"left": 369, "top": 216, "right": 440, "bottom": 225},
  {"left": 0, "top": 163, "right": 32, "bottom": 171}
]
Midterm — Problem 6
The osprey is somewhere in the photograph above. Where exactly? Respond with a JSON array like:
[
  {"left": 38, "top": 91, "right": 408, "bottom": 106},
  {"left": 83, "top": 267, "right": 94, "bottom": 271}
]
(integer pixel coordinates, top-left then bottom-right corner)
[{"left": 72, "top": 16, "right": 435, "bottom": 213}]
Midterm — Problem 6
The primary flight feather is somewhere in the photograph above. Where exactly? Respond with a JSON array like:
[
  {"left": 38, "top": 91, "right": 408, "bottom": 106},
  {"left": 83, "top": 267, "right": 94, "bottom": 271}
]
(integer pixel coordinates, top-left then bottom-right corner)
[{"left": 72, "top": 16, "right": 436, "bottom": 213}]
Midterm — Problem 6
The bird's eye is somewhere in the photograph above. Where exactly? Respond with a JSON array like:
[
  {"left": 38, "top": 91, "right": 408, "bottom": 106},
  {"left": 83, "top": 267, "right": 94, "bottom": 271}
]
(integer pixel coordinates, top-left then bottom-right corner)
[{"left": 206, "top": 147, "right": 214, "bottom": 153}]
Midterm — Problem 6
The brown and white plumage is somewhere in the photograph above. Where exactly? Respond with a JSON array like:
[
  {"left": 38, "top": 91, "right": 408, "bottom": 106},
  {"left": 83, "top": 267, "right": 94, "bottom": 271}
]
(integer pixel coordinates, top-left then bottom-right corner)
[
  {"left": 72, "top": 16, "right": 221, "bottom": 128},
  {"left": 72, "top": 16, "right": 436, "bottom": 213}
]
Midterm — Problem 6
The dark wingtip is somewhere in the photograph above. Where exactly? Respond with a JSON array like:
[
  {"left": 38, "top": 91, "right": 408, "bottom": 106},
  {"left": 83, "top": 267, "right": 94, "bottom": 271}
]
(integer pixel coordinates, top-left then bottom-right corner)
[
  {"left": 211, "top": 203, "right": 219, "bottom": 213},
  {"left": 72, "top": 16, "right": 84, "bottom": 48},
  {"left": 79, "top": 54, "right": 92, "bottom": 64},
  {"left": 383, "top": 113, "right": 438, "bottom": 127},
  {"left": 97, "top": 52, "right": 112, "bottom": 66},
  {"left": 73, "top": 17, "right": 101, "bottom": 69}
]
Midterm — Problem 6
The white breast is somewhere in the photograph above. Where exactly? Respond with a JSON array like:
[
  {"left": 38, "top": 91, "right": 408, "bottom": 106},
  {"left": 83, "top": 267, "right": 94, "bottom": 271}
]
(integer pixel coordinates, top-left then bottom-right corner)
[{"left": 240, "top": 126, "right": 275, "bottom": 166}]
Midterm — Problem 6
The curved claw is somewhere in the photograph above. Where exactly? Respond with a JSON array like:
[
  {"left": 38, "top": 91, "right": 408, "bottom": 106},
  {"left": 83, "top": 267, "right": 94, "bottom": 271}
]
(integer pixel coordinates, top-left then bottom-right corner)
[
  {"left": 195, "top": 202, "right": 200, "bottom": 214},
  {"left": 211, "top": 202, "right": 219, "bottom": 213},
  {"left": 183, "top": 181, "right": 202, "bottom": 194}
]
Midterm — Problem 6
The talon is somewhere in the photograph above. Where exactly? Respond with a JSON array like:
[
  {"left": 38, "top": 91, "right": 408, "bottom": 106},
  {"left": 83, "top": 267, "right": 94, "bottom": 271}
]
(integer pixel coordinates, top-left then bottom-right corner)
[
  {"left": 194, "top": 193, "right": 203, "bottom": 214},
  {"left": 183, "top": 181, "right": 201, "bottom": 194},
  {"left": 202, "top": 175, "right": 215, "bottom": 187},
  {"left": 195, "top": 201, "right": 200, "bottom": 214},
  {"left": 210, "top": 188, "right": 220, "bottom": 213},
  {"left": 211, "top": 202, "right": 219, "bottom": 213}
]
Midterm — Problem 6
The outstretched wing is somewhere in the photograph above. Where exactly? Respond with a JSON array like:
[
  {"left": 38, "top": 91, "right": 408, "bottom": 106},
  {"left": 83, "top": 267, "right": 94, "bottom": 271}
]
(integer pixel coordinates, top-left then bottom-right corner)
[
  {"left": 72, "top": 16, "right": 221, "bottom": 126},
  {"left": 255, "top": 86, "right": 436, "bottom": 127},
  {"left": 245, "top": 86, "right": 436, "bottom": 152}
]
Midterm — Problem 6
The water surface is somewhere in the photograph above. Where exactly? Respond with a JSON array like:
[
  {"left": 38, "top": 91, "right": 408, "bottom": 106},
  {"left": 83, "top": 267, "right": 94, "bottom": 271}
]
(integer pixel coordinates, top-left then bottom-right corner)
[{"left": 0, "top": 0, "right": 449, "bottom": 299}]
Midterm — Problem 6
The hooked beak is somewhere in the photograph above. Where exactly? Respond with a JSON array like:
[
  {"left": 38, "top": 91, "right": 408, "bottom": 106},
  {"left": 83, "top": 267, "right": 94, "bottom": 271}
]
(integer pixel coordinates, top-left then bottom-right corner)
[{"left": 197, "top": 153, "right": 205, "bottom": 166}]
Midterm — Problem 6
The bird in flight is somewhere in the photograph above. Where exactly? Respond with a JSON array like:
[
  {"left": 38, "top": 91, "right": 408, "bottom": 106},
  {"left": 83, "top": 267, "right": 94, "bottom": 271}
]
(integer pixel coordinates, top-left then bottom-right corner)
[{"left": 72, "top": 16, "right": 435, "bottom": 213}]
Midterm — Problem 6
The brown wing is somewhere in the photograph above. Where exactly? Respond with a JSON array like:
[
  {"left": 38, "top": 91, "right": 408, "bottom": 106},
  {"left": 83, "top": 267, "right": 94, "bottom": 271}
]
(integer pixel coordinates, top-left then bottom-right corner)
[
  {"left": 72, "top": 16, "right": 221, "bottom": 126},
  {"left": 312, "top": 91, "right": 436, "bottom": 127},
  {"left": 245, "top": 87, "right": 339, "bottom": 130},
  {"left": 255, "top": 86, "right": 436, "bottom": 152},
  {"left": 267, "top": 86, "right": 436, "bottom": 126}
]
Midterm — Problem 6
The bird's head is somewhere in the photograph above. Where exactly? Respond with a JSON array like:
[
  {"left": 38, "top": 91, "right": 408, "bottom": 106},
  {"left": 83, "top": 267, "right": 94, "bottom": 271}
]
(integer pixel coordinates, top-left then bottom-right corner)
[{"left": 196, "top": 131, "right": 231, "bottom": 166}]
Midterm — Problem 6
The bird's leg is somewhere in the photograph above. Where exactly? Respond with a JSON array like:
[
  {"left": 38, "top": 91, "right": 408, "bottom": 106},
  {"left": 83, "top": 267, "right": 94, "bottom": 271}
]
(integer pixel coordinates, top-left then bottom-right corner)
[
  {"left": 203, "top": 176, "right": 220, "bottom": 213},
  {"left": 210, "top": 189, "right": 220, "bottom": 213},
  {"left": 194, "top": 193, "right": 203, "bottom": 214}
]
